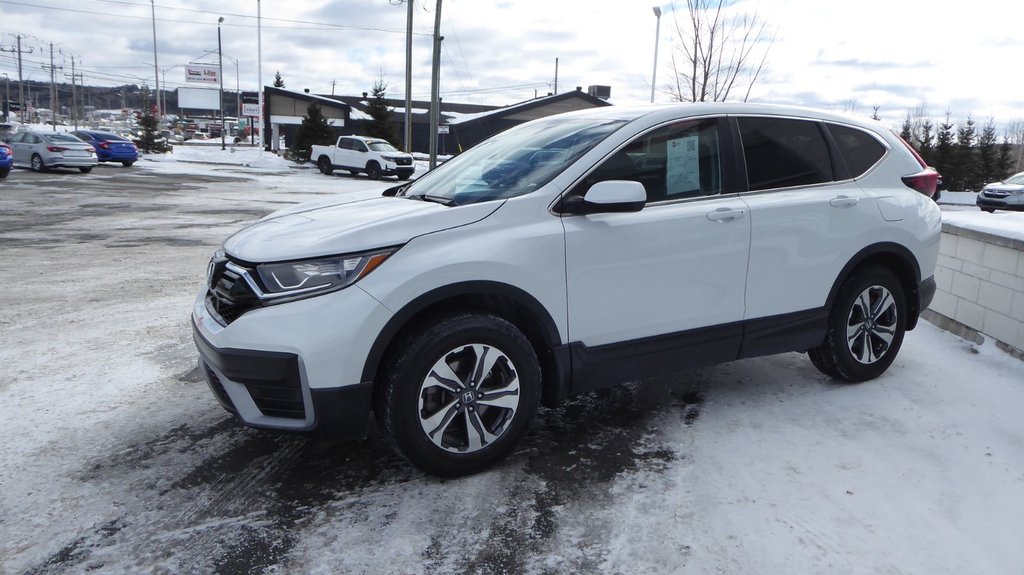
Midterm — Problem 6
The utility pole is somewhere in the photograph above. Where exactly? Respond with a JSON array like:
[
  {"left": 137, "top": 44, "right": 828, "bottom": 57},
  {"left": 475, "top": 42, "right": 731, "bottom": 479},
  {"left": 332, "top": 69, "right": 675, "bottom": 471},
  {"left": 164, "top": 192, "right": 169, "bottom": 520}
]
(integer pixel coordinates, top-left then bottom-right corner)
[
  {"left": 257, "top": 0, "right": 265, "bottom": 151},
  {"left": 0, "top": 35, "right": 33, "bottom": 121},
  {"left": 43, "top": 43, "right": 63, "bottom": 130},
  {"left": 404, "top": 0, "right": 413, "bottom": 153},
  {"left": 218, "top": 17, "right": 226, "bottom": 150},
  {"left": 428, "top": 0, "right": 443, "bottom": 169},
  {"left": 331, "top": 80, "right": 336, "bottom": 96},
  {"left": 554, "top": 57, "right": 558, "bottom": 95},
  {"left": 69, "top": 55, "right": 80, "bottom": 129},
  {"left": 150, "top": 0, "right": 161, "bottom": 119}
]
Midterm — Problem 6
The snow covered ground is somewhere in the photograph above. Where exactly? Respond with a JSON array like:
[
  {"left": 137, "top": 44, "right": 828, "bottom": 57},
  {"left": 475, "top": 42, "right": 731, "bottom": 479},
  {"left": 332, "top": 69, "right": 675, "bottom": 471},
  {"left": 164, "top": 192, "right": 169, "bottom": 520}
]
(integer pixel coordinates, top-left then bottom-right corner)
[{"left": 1, "top": 152, "right": 1023, "bottom": 574}]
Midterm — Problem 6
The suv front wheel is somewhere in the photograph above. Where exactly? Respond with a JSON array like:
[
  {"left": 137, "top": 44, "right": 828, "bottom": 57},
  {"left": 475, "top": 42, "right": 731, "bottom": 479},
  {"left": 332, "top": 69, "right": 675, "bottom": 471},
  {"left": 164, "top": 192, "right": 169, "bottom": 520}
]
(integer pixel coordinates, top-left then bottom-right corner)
[
  {"left": 380, "top": 313, "right": 541, "bottom": 477},
  {"left": 809, "top": 266, "right": 907, "bottom": 382}
]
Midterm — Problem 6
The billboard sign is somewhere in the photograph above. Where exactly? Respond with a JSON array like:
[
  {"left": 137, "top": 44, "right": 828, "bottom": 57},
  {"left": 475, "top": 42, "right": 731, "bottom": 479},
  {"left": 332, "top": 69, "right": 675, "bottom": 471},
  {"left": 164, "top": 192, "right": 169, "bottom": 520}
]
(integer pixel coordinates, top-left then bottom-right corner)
[
  {"left": 177, "top": 87, "right": 220, "bottom": 110},
  {"left": 185, "top": 65, "right": 219, "bottom": 84}
]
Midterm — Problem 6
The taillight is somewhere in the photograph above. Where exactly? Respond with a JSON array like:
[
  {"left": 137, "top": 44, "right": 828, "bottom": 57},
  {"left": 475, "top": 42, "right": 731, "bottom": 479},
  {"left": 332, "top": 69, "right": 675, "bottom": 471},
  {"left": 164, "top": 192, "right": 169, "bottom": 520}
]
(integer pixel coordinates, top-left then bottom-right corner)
[
  {"left": 85, "top": 147, "right": 95, "bottom": 153},
  {"left": 892, "top": 132, "right": 940, "bottom": 198},
  {"left": 46, "top": 146, "right": 68, "bottom": 153},
  {"left": 98, "top": 142, "right": 111, "bottom": 149},
  {"left": 902, "top": 168, "right": 939, "bottom": 197}
]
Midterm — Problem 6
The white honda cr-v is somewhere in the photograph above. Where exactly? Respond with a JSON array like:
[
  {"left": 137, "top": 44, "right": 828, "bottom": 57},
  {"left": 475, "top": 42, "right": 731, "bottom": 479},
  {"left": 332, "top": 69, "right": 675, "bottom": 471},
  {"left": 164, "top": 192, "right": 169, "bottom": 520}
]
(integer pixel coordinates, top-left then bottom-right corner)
[{"left": 193, "top": 103, "right": 941, "bottom": 476}]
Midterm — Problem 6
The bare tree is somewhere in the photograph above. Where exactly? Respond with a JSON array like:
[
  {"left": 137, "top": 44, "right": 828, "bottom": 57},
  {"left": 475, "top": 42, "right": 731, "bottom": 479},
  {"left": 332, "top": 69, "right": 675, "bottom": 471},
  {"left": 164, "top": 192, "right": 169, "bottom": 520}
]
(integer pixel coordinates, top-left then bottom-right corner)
[
  {"left": 1005, "top": 119, "right": 1024, "bottom": 173},
  {"left": 666, "top": 0, "right": 775, "bottom": 103}
]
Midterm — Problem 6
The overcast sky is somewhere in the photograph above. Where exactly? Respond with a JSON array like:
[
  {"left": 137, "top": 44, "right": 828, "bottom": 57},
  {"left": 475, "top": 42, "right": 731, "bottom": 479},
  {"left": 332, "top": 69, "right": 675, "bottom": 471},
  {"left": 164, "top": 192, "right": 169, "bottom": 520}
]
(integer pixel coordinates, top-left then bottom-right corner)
[{"left": 1, "top": 0, "right": 1022, "bottom": 130}]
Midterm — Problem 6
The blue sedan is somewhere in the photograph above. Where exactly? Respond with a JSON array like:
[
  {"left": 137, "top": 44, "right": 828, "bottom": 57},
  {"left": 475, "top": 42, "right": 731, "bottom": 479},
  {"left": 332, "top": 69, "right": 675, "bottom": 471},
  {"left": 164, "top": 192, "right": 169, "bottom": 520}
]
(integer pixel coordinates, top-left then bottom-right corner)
[
  {"left": 72, "top": 130, "right": 139, "bottom": 167},
  {"left": 0, "top": 142, "right": 12, "bottom": 178}
]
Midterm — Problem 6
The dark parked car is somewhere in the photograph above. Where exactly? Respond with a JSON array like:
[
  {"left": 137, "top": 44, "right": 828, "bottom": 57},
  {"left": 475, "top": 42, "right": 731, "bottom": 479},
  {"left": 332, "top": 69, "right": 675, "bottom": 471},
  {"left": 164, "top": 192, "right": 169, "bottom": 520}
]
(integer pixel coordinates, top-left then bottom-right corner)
[
  {"left": 72, "top": 130, "right": 139, "bottom": 167},
  {"left": 0, "top": 142, "right": 13, "bottom": 178},
  {"left": 977, "top": 172, "right": 1024, "bottom": 212}
]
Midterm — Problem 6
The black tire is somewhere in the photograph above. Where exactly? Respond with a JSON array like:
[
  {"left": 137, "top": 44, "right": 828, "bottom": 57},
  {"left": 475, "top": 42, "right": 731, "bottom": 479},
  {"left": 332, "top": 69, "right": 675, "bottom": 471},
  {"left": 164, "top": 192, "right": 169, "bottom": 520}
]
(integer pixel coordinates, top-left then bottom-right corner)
[
  {"left": 366, "top": 161, "right": 382, "bottom": 180},
  {"left": 809, "top": 266, "right": 907, "bottom": 382},
  {"left": 317, "top": 156, "right": 334, "bottom": 175},
  {"left": 0, "top": 168, "right": 8, "bottom": 179},
  {"left": 122, "top": 161, "right": 134, "bottom": 167},
  {"left": 31, "top": 154, "right": 45, "bottom": 172},
  {"left": 397, "top": 172, "right": 411, "bottom": 181},
  {"left": 380, "top": 313, "right": 541, "bottom": 477},
  {"left": 79, "top": 167, "right": 93, "bottom": 174},
  {"left": 981, "top": 207, "right": 995, "bottom": 213}
]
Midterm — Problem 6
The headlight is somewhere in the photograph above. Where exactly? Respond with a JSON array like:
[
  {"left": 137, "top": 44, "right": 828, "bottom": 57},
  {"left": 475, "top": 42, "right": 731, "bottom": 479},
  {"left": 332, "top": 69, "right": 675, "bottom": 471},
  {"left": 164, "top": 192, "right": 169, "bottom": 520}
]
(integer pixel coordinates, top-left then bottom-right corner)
[
  {"left": 382, "top": 155, "right": 399, "bottom": 162},
  {"left": 255, "top": 247, "right": 397, "bottom": 298}
]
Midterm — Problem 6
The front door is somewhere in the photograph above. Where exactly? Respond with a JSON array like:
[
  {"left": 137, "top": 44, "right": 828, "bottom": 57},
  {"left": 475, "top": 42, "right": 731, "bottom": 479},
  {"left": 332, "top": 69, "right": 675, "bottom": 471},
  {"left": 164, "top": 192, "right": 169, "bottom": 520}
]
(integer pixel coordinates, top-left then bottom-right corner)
[{"left": 562, "top": 118, "right": 750, "bottom": 387}]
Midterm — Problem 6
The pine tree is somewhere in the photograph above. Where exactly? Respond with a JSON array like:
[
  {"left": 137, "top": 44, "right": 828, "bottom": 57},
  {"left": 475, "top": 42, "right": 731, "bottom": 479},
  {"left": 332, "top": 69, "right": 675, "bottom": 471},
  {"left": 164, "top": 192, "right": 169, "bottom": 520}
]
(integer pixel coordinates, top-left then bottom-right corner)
[
  {"left": 136, "top": 89, "right": 170, "bottom": 154},
  {"left": 365, "top": 77, "right": 398, "bottom": 144},
  {"left": 976, "top": 120, "right": 998, "bottom": 187},
  {"left": 289, "top": 103, "right": 332, "bottom": 162},
  {"left": 933, "top": 112, "right": 955, "bottom": 185},
  {"left": 953, "top": 117, "right": 977, "bottom": 190},
  {"left": 919, "top": 119, "right": 935, "bottom": 166},
  {"left": 273, "top": 71, "right": 285, "bottom": 88},
  {"left": 899, "top": 112, "right": 913, "bottom": 145}
]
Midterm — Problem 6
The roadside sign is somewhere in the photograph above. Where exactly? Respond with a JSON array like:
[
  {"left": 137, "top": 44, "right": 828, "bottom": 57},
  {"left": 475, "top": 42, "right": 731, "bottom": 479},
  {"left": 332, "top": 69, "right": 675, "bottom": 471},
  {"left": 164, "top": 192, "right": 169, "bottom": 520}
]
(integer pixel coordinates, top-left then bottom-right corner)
[
  {"left": 438, "top": 125, "right": 450, "bottom": 134},
  {"left": 241, "top": 103, "right": 260, "bottom": 117}
]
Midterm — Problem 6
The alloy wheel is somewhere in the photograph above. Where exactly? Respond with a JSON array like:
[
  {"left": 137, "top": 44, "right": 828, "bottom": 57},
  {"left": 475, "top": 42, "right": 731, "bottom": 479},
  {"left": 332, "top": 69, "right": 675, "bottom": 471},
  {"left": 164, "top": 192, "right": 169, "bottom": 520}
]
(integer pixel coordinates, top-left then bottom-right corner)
[
  {"left": 846, "top": 285, "right": 898, "bottom": 364},
  {"left": 417, "top": 343, "right": 520, "bottom": 454}
]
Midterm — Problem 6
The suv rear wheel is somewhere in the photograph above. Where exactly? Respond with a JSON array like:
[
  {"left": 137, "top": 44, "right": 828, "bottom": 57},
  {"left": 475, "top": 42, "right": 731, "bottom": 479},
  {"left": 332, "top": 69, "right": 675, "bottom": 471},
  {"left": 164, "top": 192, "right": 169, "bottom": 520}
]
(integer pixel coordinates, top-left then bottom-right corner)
[
  {"left": 380, "top": 313, "right": 541, "bottom": 476},
  {"left": 809, "top": 266, "right": 907, "bottom": 382}
]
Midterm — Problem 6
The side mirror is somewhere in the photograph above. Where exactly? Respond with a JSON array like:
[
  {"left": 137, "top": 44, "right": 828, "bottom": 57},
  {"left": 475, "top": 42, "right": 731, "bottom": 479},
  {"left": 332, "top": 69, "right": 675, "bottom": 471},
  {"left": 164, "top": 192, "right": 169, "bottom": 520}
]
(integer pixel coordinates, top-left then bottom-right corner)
[{"left": 561, "top": 180, "right": 646, "bottom": 215}]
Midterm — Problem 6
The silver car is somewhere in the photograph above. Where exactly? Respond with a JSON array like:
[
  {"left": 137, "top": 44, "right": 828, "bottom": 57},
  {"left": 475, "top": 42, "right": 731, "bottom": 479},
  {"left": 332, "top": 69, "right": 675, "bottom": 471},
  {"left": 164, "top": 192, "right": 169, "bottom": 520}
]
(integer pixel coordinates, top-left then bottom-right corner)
[
  {"left": 6, "top": 130, "right": 98, "bottom": 173},
  {"left": 977, "top": 171, "right": 1024, "bottom": 212}
]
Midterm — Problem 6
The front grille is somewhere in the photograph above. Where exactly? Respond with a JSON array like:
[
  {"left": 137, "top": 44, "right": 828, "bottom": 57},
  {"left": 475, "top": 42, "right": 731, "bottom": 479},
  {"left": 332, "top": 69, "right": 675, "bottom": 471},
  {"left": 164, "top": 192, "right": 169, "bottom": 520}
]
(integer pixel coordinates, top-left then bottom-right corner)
[
  {"left": 246, "top": 381, "right": 306, "bottom": 419},
  {"left": 396, "top": 157, "right": 412, "bottom": 166},
  {"left": 206, "top": 262, "right": 261, "bottom": 325}
]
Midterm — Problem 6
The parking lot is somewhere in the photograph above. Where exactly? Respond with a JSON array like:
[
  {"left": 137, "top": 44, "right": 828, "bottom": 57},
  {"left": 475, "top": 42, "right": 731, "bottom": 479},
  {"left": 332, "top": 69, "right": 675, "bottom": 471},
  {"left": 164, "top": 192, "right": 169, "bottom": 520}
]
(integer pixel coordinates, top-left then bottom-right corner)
[{"left": 2, "top": 160, "right": 1024, "bottom": 574}]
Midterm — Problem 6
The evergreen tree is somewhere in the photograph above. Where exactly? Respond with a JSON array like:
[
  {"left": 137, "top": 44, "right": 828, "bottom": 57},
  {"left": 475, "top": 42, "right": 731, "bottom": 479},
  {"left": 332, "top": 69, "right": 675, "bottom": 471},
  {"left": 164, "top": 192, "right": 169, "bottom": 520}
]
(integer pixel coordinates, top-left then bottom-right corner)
[
  {"left": 273, "top": 71, "right": 285, "bottom": 88},
  {"left": 289, "top": 103, "right": 333, "bottom": 163},
  {"left": 953, "top": 117, "right": 977, "bottom": 190},
  {"left": 136, "top": 90, "right": 171, "bottom": 154},
  {"left": 919, "top": 119, "right": 935, "bottom": 166},
  {"left": 899, "top": 112, "right": 913, "bottom": 145},
  {"left": 365, "top": 77, "right": 398, "bottom": 144},
  {"left": 976, "top": 120, "right": 998, "bottom": 186},
  {"left": 933, "top": 112, "right": 955, "bottom": 185}
]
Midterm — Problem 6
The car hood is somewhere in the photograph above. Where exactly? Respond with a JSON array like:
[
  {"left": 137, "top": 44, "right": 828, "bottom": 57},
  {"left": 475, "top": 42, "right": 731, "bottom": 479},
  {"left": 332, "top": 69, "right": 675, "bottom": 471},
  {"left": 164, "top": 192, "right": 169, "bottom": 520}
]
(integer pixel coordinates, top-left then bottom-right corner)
[
  {"left": 224, "top": 195, "right": 503, "bottom": 262},
  {"left": 984, "top": 183, "right": 1024, "bottom": 193}
]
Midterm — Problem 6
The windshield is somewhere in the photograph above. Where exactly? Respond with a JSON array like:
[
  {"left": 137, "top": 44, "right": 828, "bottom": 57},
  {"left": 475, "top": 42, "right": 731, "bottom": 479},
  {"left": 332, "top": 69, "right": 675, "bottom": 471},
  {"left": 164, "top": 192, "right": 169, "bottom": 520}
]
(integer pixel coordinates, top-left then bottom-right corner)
[
  {"left": 368, "top": 141, "right": 398, "bottom": 152},
  {"left": 1004, "top": 173, "right": 1024, "bottom": 185},
  {"left": 401, "top": 115, "right": 628, "bottom": 205}
]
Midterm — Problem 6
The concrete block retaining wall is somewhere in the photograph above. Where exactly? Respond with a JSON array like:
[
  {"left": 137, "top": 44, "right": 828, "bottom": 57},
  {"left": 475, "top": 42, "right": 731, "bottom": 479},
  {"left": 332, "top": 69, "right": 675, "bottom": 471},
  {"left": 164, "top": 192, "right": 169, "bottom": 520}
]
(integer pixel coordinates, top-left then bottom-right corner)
[{"left": 923, "top": 222, "right": 1024, "bottom": 359}]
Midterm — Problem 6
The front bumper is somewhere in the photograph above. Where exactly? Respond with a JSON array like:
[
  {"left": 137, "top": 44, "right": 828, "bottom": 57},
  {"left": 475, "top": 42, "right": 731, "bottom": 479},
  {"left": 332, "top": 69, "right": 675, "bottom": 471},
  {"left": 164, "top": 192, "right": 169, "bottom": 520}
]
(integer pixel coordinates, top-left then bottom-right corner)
[
  {"left": 191, "top": 282, "right": 394, "bottom": 440},
  {"left": 977, "top": 193, "right": 1024, "bottom": 211}
]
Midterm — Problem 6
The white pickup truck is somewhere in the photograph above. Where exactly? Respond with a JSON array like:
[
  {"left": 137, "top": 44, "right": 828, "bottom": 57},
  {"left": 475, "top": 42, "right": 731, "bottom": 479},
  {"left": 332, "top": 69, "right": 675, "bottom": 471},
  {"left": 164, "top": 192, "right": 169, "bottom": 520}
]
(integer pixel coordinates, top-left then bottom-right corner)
[{"left": 312, "top": 135, "right": 415, "bottom": 180}]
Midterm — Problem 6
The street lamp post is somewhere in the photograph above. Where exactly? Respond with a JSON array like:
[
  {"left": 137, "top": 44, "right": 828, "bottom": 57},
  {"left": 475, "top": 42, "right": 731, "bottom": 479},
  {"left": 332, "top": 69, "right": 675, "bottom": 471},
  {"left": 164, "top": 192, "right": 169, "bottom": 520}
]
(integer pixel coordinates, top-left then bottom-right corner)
[
  {"left": 651, "top": 6, "right": 662, "bottom": 104},
  {"left": 3, "top": 73, "right": 9, "bottom": 122},
  {"left": 218, "top": 16, "right": 225, "bottom": 150},
  {"left": 257, "top": 0, "right": 264, "bottom": 151}
]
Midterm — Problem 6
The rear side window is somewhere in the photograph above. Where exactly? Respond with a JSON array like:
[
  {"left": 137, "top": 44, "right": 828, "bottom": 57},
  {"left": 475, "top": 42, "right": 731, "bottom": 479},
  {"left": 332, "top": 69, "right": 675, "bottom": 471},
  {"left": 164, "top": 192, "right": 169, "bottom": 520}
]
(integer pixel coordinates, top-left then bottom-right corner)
[
  {"left": 827, "top": 123, "right": 886, "bottom": 177},
  {"left": 738, "top": 117, "right": 832, "bottom": 191},
  {"left": 337, "top": 138, "right": 352, "bottom": 150}
]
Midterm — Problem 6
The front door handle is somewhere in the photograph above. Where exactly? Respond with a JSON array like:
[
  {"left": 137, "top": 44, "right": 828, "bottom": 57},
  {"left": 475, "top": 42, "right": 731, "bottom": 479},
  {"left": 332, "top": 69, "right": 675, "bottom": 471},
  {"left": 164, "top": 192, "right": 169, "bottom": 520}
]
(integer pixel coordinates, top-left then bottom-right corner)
[
  {"left": 706, "top": 207, "right": 747, "bottom": 222},
  {"left": 830, "top": 195, "right": 859, "bottom": 208}
]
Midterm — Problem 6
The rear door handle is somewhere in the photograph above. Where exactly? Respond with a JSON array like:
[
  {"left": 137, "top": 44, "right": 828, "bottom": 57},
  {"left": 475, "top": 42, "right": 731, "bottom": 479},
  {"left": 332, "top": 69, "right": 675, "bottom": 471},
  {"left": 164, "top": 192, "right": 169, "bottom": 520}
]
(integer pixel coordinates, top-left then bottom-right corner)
[
  {"left": 830, "top": 195, "right": 859, "bottom": 208},
  {"left": 706, "top": 207, "right": 747, "bottom": 222}
]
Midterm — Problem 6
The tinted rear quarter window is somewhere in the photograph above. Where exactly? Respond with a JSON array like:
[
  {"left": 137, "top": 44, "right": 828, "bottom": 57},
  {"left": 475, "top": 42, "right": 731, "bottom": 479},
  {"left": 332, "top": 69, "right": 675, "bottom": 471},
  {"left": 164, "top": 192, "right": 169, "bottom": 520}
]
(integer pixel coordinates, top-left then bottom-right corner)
[
  {"left": 738, "top": 117, "right": 833, "bottom": 191},
  {"left": 827, "top": 123, "right": 886, "bottom": 177}
]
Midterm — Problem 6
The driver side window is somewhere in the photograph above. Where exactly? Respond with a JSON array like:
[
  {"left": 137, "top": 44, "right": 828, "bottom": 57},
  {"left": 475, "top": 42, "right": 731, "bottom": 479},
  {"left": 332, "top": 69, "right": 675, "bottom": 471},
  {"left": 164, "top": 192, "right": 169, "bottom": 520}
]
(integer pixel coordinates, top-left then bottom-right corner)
[{"left": 574, "top": 118, "right": 723, "bottom": 203}]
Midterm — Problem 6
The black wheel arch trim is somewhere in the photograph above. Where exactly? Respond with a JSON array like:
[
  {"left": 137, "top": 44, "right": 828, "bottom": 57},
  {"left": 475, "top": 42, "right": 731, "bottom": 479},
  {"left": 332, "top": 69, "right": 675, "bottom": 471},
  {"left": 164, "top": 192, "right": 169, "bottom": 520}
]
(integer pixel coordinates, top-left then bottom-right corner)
[
  {"left": 360, "top": 281, "right": 563, "bottom": 384},
  {"left": 825, "top": 242, "right": 924, "bottom": 328}
]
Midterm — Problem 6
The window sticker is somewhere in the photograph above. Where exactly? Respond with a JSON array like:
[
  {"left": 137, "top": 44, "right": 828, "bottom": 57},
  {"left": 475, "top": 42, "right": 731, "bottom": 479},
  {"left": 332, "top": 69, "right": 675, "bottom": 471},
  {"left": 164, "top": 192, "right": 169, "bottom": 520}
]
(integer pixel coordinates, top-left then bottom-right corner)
[{"left": 666, "top": 135, "right": 700, "bottom": 195}]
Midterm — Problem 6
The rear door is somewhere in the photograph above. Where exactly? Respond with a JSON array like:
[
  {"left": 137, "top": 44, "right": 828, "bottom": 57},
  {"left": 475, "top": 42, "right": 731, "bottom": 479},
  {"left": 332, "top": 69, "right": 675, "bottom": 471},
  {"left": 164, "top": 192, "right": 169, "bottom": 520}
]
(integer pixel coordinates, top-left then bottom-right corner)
[{"left": 736, "top": 116, "right": 880, "bottom": 344}]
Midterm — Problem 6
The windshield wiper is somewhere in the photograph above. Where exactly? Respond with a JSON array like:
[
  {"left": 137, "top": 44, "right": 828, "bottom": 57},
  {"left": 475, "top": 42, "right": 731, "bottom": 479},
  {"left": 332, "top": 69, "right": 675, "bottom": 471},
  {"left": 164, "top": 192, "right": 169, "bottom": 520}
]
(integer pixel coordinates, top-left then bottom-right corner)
[{"left": 409, "top": 194, "right": 459, "bottom": 207}]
